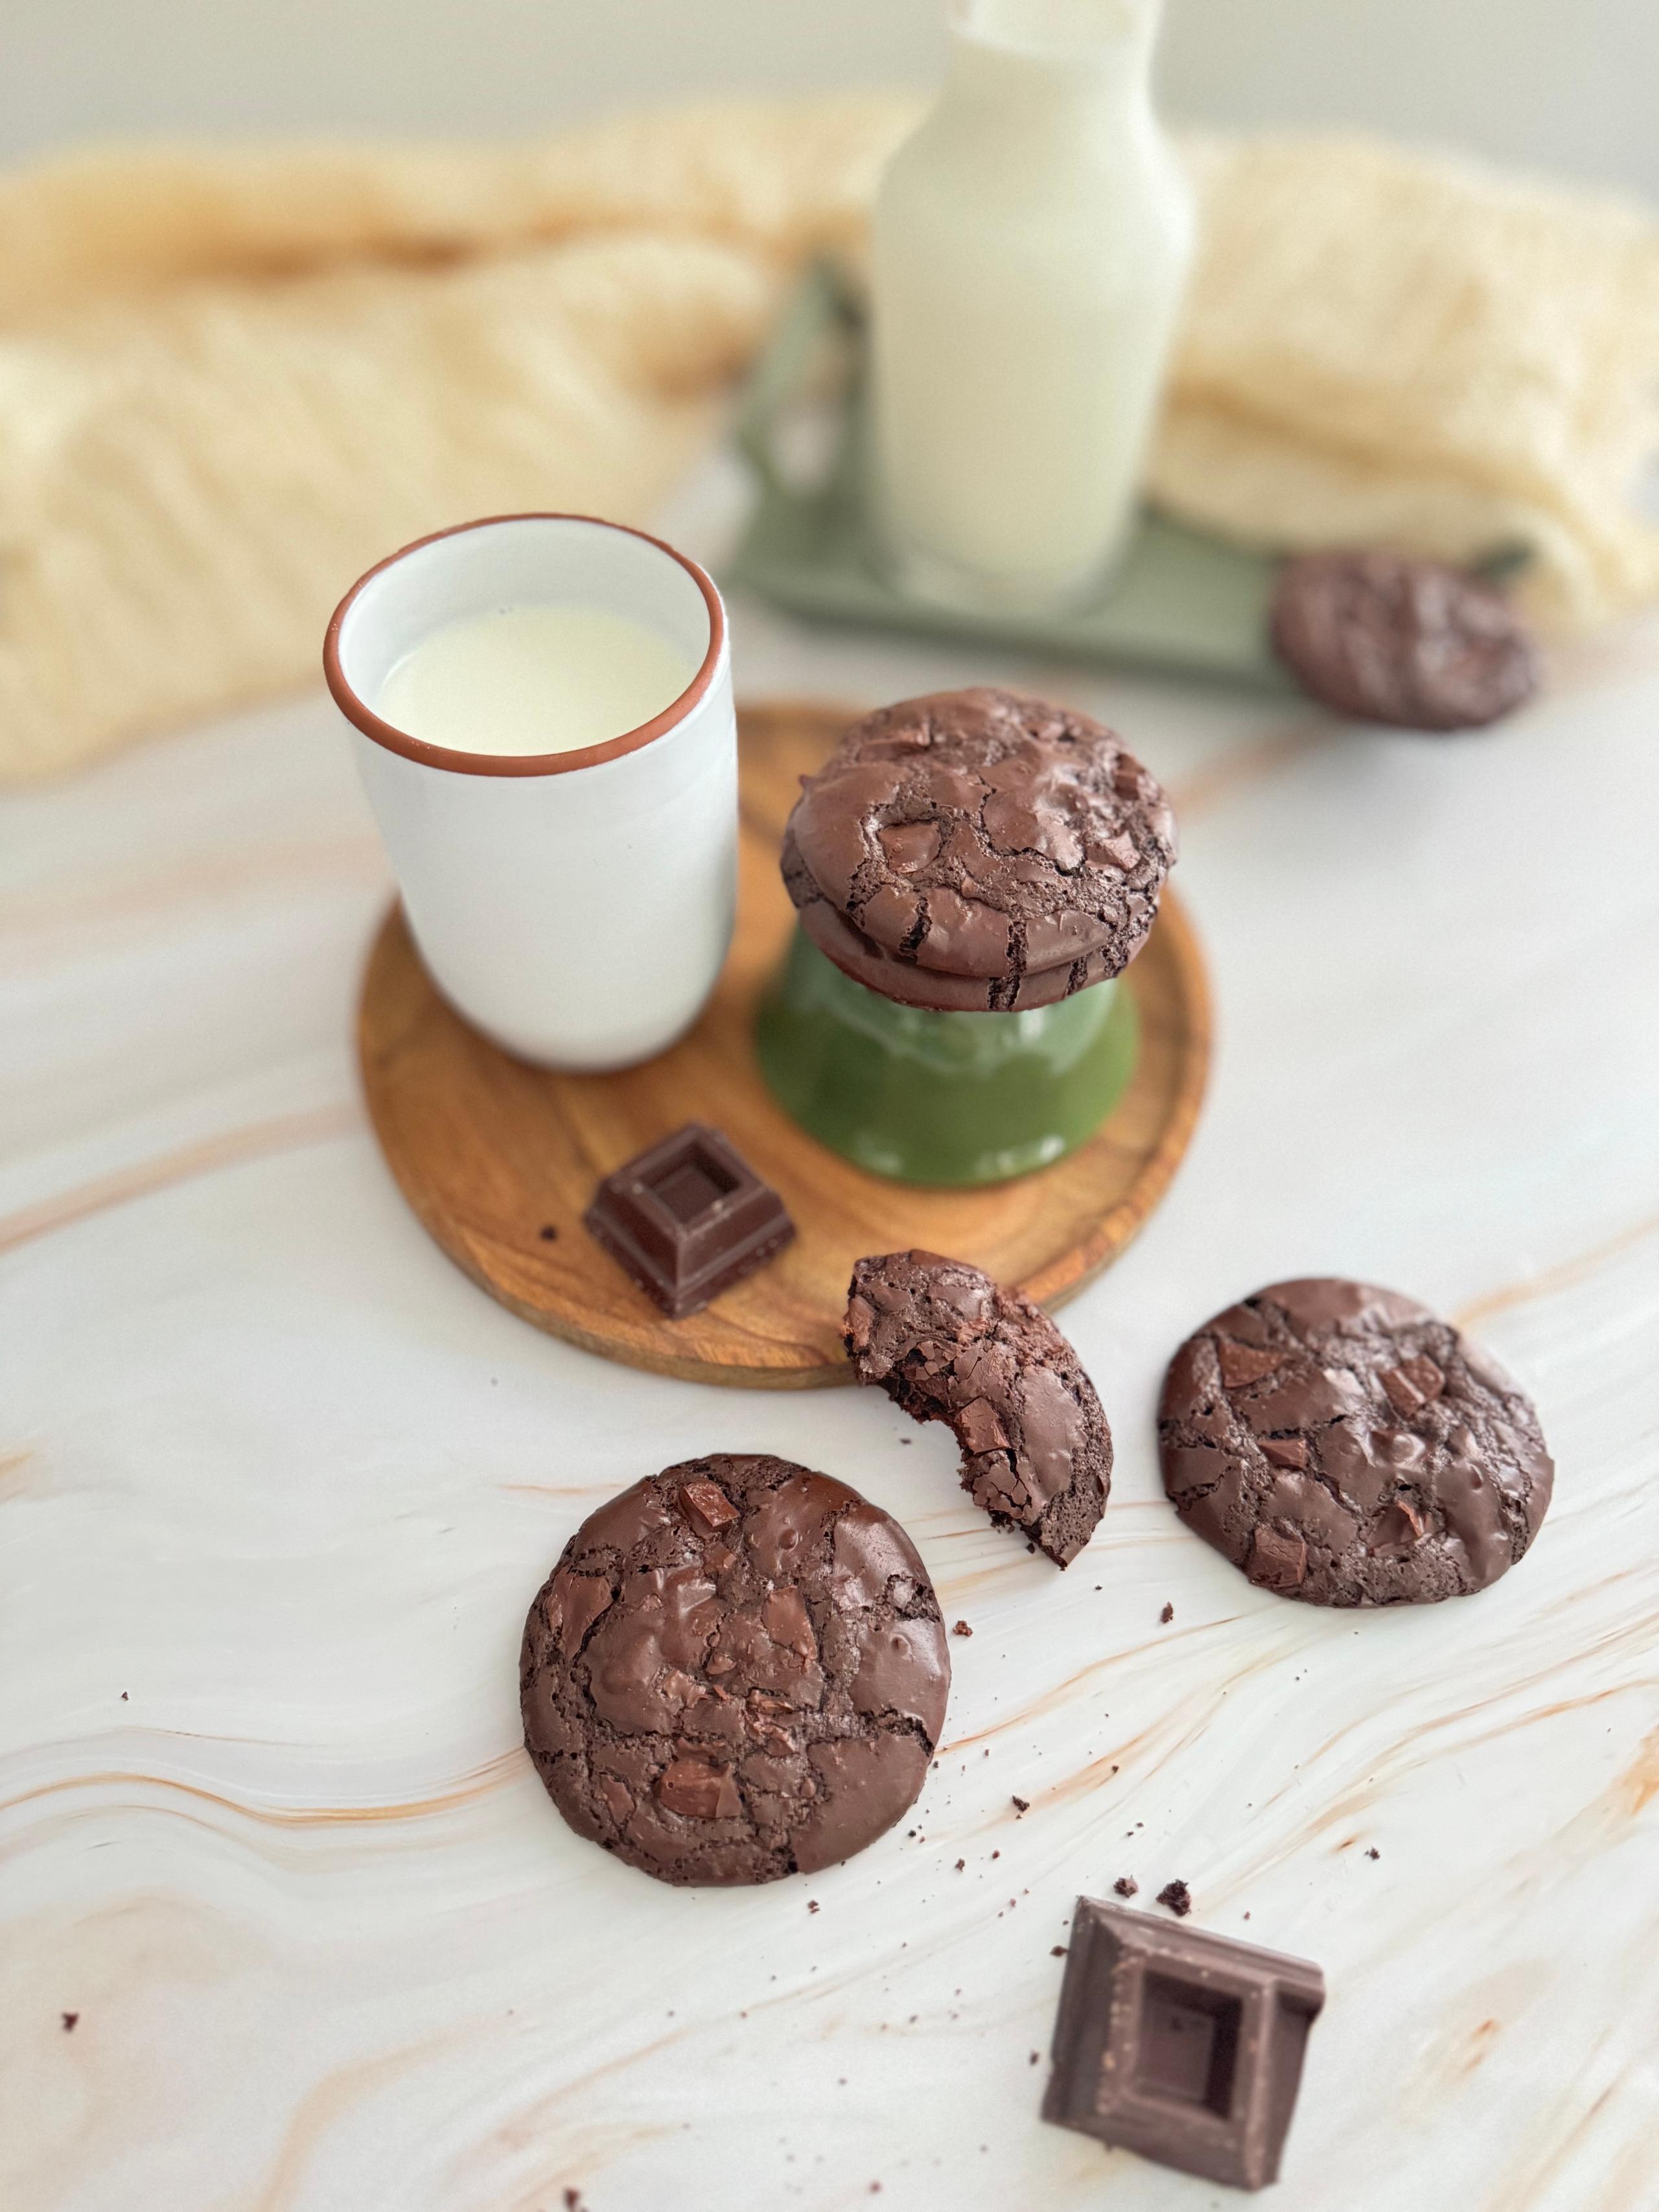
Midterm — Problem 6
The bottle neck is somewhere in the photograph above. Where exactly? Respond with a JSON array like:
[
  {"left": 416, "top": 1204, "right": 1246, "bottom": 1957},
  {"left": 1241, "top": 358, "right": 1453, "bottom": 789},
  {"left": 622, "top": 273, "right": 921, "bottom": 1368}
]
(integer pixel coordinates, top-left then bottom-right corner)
[{"left": 946, "top": 0, "right": 1161, "bottom": 121}]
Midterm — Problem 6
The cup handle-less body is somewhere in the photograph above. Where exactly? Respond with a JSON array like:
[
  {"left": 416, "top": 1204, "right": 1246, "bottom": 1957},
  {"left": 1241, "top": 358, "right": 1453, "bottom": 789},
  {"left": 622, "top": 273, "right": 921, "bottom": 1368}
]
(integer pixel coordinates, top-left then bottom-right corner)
[
  {"left": 351, "top": 657, "right": 736, "bottom": 1069},
  {"left": 327, "top": 513, "right": 736, "bottom": 1073}
]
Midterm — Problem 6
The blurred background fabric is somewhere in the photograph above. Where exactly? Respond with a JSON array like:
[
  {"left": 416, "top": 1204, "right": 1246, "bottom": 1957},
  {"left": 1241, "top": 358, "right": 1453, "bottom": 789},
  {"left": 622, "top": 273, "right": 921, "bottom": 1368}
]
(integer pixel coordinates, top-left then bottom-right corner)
[
  {"left": 4, "top": 0, "right": 1656, "bottom": 200},
  {"left": 1, "top": 4, "right": 1654, "bottom": 783}
]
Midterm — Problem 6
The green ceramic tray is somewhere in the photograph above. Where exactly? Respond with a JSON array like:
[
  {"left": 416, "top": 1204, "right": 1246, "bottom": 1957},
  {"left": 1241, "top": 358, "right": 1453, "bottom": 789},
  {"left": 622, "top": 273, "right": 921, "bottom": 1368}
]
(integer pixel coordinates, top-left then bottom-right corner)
[{"left": 725, "top": 263, "right": 1296, "bottom": 692}]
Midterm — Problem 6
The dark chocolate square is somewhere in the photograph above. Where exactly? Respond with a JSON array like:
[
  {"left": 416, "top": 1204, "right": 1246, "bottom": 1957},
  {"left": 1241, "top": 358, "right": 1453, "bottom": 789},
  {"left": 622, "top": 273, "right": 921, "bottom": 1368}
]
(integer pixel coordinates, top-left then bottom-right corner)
[
  {"left": 1043, "top": 1898, "right": 1325, "bottom": 2191},
  {"left": 583, "top": 1123, "right": 795, "bottom": 1320}
]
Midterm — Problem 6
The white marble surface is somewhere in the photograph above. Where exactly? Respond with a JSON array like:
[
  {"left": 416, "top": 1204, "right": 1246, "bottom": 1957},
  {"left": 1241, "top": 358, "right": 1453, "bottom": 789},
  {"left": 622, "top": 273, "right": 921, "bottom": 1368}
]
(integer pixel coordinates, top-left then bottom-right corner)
[{"left": 4, "top": 468, "right": 1659, "bottom": 2211}]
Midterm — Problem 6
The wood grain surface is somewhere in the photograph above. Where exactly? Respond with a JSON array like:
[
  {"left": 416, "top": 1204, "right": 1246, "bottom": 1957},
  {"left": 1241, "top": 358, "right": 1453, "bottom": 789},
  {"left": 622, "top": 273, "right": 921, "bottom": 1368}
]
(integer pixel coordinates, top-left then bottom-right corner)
[{"left": 356, "top": 700, "right": 1211, "bottom": 1386}]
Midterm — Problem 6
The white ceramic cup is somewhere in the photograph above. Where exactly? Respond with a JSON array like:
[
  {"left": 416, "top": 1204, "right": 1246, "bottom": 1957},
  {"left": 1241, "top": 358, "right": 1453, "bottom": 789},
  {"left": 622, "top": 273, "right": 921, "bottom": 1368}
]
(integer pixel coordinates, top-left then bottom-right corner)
[{"left": 325, "top": 513, "right": 737, "bottom": 1071}]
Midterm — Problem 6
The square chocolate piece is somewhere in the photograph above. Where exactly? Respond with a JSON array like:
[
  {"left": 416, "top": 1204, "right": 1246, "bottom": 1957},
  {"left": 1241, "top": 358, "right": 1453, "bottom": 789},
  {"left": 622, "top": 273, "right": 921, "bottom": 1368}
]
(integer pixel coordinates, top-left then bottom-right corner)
[
  {"left": 584, "top": 1123, "right": 795, "bottom": 1320},
  {"left": 1043, "top": 1898, "right": 1325, "bottom": 2191}
]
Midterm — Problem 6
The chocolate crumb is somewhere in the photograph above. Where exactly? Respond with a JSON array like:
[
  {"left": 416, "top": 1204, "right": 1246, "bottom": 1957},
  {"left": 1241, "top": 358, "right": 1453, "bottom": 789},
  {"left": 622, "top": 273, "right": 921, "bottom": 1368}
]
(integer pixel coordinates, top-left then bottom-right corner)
[
  {"left": 1051, "top": 1945, "right": 1067, "bottom": 1957},
  {"left": 808, "top": 1900, "right": 820, "bottom": 1914},
  {"left": 952, "top": 1620, "right": 974, "bottom": 1638},
  {"left": 563, "top": 2192, "right": 583, "bottom": 2211},
  {"left": 1012, "top": 1796, "right": 1030, "bottom": 1814},
  {"left": 1366, "top": 1847, "right": 1380, "bottom": 1861},
  {"left": 955, "top": 1859, "right": 966, "bottom": 1872},
  {"left": 1159, "top": 1603, "right": 1174, "bottom": 1624},
  {"left": 1030, "top": 2049, "right": 1041, "bottom": 2065},
  {"left": 1113, "top": 1876, "right": 1138, "bottom": 1898},
  {"left": 1156, "top": 1880, "right": 1192, "bottom": 1918},
  {"left": 61, "top": 2012, "right": 78, "bottom": 2032},
  {"left": 119, "top": 1692, "right": 127, "bottom": 1701},
  {"left": 539, "top": 1224, "right": 559, "bottom": 1242}
]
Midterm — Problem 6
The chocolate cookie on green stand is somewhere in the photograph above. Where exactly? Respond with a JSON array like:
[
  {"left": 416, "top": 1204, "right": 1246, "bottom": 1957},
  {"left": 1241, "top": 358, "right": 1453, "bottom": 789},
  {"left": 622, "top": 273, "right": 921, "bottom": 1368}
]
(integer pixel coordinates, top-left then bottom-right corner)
[{"left": 783, "top": 686, "right": 1176, "bottom": 1012}]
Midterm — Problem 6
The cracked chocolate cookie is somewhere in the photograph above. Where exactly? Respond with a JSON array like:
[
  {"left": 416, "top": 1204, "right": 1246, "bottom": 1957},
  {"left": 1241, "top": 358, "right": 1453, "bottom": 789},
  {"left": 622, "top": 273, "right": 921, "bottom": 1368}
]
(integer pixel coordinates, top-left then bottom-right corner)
[
  {"left": 1158, "top": 1277, "right": 1553, "bottom": 1606},
  {"left": 782, "top": 688, "right": 1176, "bottom": 1012},
  {"left": 845, "top": 1250, "right": 1111, "bottom": 1568},
  {"left": 1270, "top": 551, "right": 1539, "bottom": 730},
  {"left": 521, "top": 1454, "right": 949, "bottom": 1885}
]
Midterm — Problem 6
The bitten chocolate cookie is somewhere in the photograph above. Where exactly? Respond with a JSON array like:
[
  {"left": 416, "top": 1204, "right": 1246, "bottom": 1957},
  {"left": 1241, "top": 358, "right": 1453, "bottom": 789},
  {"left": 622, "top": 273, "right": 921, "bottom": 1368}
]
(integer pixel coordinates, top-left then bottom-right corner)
[
  {"left": 520, "top": 1454, "right": 949, "bottom": 1885},
  {"left": 845, "top": 1250, "right": 1111, "bottom": 1567},
  {"left": 1270, "top": 550, "right": 1539, "bottom": 730},
  {"left": 1159, "top": 1278, "right": 1553, "bottom": 1605},
  {"left": 783, "top": 688, "right": 1176, "bottom": 1011}
]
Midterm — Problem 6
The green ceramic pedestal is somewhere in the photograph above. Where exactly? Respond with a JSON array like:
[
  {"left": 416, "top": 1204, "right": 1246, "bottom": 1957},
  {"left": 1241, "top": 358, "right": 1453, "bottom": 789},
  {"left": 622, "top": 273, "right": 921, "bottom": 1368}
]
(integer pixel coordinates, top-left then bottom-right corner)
[{"left": 754, "top": 926, "right": 1139, "bottom": 1188}]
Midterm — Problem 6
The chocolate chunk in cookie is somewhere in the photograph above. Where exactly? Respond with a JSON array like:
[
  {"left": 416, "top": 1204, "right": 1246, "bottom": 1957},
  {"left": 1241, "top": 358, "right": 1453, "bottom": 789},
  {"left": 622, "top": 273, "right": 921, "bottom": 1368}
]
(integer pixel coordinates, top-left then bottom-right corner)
[
  {"left": 783, "top": 690, "right": 1176, "bottom": 1012},
  {"left": 520, "top": 1454, "right": 949, "bottom": 1885},
  {"left": 845, "top": 1250, "right": 1111, "bottom": 1567},
  {"left": 1159, "top": 1277, "right": 1553, "bottom": 1606},
  {"left": 1270, "top": 550, "right": 1538, "bottom": 730}
]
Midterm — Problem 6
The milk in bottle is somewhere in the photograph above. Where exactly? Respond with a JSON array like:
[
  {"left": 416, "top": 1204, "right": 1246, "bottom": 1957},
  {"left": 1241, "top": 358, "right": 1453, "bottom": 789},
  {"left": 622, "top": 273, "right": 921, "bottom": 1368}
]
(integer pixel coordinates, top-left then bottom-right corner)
[{"left": 870, "top": 0, "right": 1194, "bottom": 611}]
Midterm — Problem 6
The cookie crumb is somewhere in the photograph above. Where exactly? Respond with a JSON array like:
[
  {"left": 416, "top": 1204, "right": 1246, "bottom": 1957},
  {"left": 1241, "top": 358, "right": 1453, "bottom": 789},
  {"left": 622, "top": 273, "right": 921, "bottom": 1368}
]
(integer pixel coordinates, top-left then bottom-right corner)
[
  {"left": 1365, "top": 1847, "right": 1380, "bottom": 1861},
  {"left": 1029, "top": 2050, "right": 1040, "bottom": 2065},
  {"left": 119, "top": 1692, "right": 128, "bottom": 1701},
  {"left": 1113, "top": 1876, "right": 1138, "bottom": 1898},
  {"left": 61, "top": 2012, "right": 78, "bottom": 2032},
  {"left": 1159, "top": 1603, "right": 1174, "bottom": 1624},
  {"left": 1012, "top": 1795, "right": 1030, "bottom": 1814},
  {"left": 1156, "top": 1879, "right": 1192, "bottom": 1918},
  {"left": 952, "top": 1620, "right": 973, "bottom": 1638},
  {"left": 807, "top": 1900, "right": 820, "bottom": 1914},
  {"left": 562, "top": 2191, "right": 583, "bottom": 2211},
  {"left": 955, "top": 1859, "right": 966, "bottom": 1872},
  {"left": 1051, "top": 1945, "right": 1067, "bottom": 1957}
]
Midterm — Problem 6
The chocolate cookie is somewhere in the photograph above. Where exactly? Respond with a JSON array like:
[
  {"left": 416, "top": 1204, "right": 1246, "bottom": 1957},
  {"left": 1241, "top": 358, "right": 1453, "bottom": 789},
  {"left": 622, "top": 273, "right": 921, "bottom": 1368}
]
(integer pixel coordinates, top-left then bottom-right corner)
[
  {"left": 845, "top": 1250, "right": 1111, "bottom": 1567},
  {"left": 783, "top": 688, "right": 1176, "bottom": 1012},
  {"left": 520, "top": 1454, "right": 949, "bottom": 1885},
  {"left": 1270, "top": 550, "right": 1538, "bottom": 730},
  {"left": 1159, "top": 1278, "right": 1553, "bottom": 1605}
]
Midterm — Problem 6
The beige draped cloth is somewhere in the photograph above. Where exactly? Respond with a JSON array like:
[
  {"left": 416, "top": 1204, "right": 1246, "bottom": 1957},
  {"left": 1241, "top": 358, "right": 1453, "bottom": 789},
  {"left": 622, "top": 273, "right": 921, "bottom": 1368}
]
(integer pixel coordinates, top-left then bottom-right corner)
[{"left": 1, "top": 97, "right": 1655, "bottom": 780}]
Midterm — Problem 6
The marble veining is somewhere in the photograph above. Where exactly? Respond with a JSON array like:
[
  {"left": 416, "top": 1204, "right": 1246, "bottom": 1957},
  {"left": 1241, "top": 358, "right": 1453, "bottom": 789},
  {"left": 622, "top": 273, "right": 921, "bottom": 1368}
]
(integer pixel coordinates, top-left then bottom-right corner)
[{"left": 3, "top": 465, "right": 1658, "bottom": 2210}]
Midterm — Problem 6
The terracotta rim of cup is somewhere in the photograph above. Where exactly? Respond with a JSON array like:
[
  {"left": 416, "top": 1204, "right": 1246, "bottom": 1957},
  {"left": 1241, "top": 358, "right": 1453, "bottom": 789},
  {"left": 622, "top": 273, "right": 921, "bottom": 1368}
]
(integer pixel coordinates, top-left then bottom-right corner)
[{"left": 323, "top": 513, "right": 727, "bottom": 779}]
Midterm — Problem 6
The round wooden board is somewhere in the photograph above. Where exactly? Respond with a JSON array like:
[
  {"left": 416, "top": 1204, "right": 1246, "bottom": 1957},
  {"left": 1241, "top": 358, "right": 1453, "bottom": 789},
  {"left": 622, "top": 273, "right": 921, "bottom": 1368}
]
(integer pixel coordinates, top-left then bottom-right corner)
[{"left": 357, "top": 701, "right": 1211, "bottom": 1388}]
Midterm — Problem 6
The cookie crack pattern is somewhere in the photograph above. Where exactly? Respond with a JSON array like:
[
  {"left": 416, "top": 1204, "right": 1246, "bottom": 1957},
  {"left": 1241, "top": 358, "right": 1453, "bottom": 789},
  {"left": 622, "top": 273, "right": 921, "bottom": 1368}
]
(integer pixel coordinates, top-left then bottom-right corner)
[
  {"left": 1157, "top": 1279, "right": 1553, "bottom": 1607},
  {"left": 521, "top": 1454, "right": 950, "bottom": 1885},
  {"left": 845, "top": 1250, "right": 1113, "bottom": 1571},
  {"left": 782, "top": 689, "right": 1176, "bottom": 1013}
]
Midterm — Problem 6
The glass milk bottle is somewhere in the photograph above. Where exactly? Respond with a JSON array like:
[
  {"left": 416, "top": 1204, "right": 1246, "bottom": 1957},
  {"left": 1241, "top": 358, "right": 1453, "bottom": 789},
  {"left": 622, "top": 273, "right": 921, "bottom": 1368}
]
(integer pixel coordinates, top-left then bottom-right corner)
[{"left": 870, "top": 0, "right": 1194, "bottom": 612}]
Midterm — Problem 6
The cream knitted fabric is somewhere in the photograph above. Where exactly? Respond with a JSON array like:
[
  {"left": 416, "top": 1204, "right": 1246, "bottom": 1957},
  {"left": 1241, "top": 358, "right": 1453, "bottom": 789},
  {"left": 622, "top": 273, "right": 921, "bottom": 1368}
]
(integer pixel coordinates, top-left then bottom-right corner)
[
  {"left": 0, "top": 99, "right": 915, "bottom": 780},
  {"left": 1157, "top": 134, "right": 1659, "bottom": 637},
  {"left": 0, "top": 99, "right": 1654, "bottom": 780}
]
